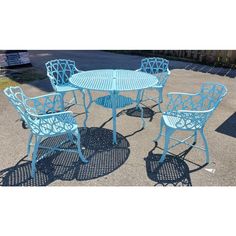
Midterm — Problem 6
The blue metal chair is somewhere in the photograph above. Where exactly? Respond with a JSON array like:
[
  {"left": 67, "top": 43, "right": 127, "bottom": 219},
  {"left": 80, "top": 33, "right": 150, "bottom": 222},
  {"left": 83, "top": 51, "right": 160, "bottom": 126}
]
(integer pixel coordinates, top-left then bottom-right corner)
[
  {"left": 136, "top": 57, "right": 171, "bottom": 112},
  {"left": 4, "top": 86, "right": 88, "bottom": 178},
  {"left": 45, "top": 59, "right": 92, "bottom": 120},
  {"left": 154, "top": 82, "right": 227, "bottom": 163}
]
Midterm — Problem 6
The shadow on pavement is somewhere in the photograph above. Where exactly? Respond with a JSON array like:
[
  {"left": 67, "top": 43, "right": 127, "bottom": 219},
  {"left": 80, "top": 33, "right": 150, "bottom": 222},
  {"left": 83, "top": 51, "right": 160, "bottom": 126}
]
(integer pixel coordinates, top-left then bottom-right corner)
[
  {"left": 144, "top": 142, "right": 206, "bottom": 186},
  {"left": 99, "top": 105, "right": 156, "bottom": 139},
  {"left": 0, "top": 127, "right": 130, "bottom": 186},
  {"left": 100, "top": 105, "right": 157, "bottom": 125},
  {"left": 215, "top": 112, "right": 236, "bottom": 138},
  {"left": 169, "top": 60, "right": 236, "bottom": 78},
  {"left": 145, "top": 154, "right": 192, "bottom": 186},
  {"left": 125, "top": 106, "right": 155, "bottom": 121}
]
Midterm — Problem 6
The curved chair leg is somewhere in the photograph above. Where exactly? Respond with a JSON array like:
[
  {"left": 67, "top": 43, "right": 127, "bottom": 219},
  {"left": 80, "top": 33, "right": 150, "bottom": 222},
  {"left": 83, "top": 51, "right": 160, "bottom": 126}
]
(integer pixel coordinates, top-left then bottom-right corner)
[
  {"left": 158, "top": 88, "right": 163, "bottom": 103},
  {"left": 31, "top": 136, "right": 42, "bottom": 178},
  {"left": 72, "top": 91, "right": 78, "bottom": 105},
  {"left": 61, "top": 92, "right": 66, "bottom": 107},
  {"left": 27, "top": 132, "right": 33, "bottom": 158},
  {"left": 75, "top": 130, "right": 88, "bottom": 163},
  {"left": 159, "top": 126, "right": 175, "bottom": 163},
  {"left": 67, "top": 132, "right": 75, "bottom": 144},
  {"left": 199, "top": 128, "right": 209, "bottom": 164},
  {"left": 157, "top": 88, "right": 163, "bottom": 112},
  {"left": 154, "top": 117, "right": 164, "bottom": 142},
  {"left": 194, "top": 130, "right": 197, "bottom": 144}
]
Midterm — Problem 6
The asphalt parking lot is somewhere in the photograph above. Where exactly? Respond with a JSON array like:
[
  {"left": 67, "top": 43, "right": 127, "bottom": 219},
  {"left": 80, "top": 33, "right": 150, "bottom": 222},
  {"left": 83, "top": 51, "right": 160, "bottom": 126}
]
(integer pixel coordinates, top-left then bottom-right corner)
[{"left": 0, "top": 50, "right": 235, "bottom": 186}]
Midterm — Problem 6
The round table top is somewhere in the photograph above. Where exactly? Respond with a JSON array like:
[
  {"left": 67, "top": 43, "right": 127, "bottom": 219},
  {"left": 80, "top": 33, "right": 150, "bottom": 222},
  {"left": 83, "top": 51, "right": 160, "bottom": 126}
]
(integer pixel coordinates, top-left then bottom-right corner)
[{"left": 69, "top": 69, "right": 158, "bottom": 91}]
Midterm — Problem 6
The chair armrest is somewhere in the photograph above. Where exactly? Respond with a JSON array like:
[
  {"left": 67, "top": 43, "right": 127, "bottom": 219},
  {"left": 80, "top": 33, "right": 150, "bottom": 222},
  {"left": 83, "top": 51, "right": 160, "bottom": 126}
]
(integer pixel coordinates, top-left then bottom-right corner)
[
  {"left": 74, "top": 67, "right": 83, "bottom": 73},
  {"left": 164, "top": 109, "right": 213, "bottom": 129},
  {"left": 164, "top": 108, "right": 213, "bottom": 115},
  {"left": 32, "top": 110, "right": 75, "bottom": 120},
  {"left": 167, "top": 92, "right": 199, "bottom": 97},
  {"left": 30, "top": 92, "right": 63, "bottom": 101},
  {"left": 167, "top": 68, "right": 171, "bottom": 75},
  {"left": 25, "top": 93, "right": 64, "bottom": 115},
  {"left": 29, "top": 111, "right": 77, "bottom": 135},
  {"left": 178, "top": 108, "right": 214, "bottom": 114}
]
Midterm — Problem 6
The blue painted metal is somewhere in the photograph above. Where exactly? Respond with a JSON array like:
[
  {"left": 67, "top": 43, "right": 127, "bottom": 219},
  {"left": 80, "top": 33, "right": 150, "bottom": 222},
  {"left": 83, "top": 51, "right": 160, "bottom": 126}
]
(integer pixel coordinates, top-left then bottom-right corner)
[
  {"left": 154, "top": 82, "right": 227, "bottom": 163},
  {"left": 4, "top": 86, "right": 88, "bottom": 178},
  {"left": 70, "top": 69, "right": 157, "bottom": 144},
  {"left": 45, "top": 59, "right": 92, "bottom": 123},
  {"left": 136, "top": 57, "right": 171, "bottom": 112},
  {"left": 95, "top": 94, "right": 133, "bottom": 109},
  {"left": 70, "top": 69, "right": 157, "bottom": 91},
  {"left": 111, "top": 91, "right": 118, "bottom": 144}
]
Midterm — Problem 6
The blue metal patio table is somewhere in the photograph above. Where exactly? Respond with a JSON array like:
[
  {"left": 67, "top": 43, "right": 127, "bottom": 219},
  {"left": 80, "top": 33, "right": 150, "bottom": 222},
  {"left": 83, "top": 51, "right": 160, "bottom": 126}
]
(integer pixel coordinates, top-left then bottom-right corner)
[{"left": 70, "top": 69, "right": 157, "bottom": 144}]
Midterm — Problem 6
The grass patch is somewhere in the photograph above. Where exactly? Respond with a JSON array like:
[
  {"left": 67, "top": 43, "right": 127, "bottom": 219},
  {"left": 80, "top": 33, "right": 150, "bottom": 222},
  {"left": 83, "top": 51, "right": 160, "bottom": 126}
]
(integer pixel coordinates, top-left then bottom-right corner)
[
  {"left": 0, "top": 67, "right": 46, "bottom": 90},
  {"left": 0, "top": 77, "right": 19, "bottom": 90}
]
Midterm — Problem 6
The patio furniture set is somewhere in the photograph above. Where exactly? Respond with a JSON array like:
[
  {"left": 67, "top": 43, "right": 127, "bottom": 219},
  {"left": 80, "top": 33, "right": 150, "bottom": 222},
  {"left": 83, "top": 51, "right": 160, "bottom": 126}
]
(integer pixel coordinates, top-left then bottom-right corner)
[{"left": 4, "top": 58, "right": 227, "bottom": 178}]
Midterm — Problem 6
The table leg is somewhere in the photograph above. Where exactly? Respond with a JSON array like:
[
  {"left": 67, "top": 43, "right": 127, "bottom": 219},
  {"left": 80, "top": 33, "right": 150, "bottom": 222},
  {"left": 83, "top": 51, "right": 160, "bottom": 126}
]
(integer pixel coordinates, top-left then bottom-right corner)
[
  {"left": 82, "top": 89, "right": 94, "bottom": 127},
  {"left": 87, "top": 89, "right": 93, "bottom": 110},
  {"left": 111, "top": 91, "right": 117, "bottom": 144},
  {"left": 136, "top": 89, "right": 142, "bottom": 109},
  {"left": 82, "top": 89, "right": 88, "bottom": 127},
  {"left": 136, "top": 89, "right": 145, "bottom": 128}
]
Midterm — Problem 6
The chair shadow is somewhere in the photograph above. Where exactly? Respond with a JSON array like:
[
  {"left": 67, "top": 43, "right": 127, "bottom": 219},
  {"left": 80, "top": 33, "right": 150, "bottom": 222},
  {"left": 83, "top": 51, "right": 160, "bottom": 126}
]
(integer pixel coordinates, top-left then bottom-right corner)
[
  {"left": 0, "top": 127, "right": 130, "bottom": 186},
  {"left": 144, "top": 142, "right": 206, "bottom": 186},
  {"left": 215, "top": 112, "right": 236, "bottom": 138},
  {"left": 125, "top": 106, "right": 156, "bottom": 121}
]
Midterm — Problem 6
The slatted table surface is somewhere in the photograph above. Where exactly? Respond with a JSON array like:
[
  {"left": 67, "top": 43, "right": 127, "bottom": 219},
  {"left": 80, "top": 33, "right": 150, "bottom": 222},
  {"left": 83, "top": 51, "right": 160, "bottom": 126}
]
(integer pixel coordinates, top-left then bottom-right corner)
[{"left": 70, "top": 69, "right": 157, "bottom": 91}]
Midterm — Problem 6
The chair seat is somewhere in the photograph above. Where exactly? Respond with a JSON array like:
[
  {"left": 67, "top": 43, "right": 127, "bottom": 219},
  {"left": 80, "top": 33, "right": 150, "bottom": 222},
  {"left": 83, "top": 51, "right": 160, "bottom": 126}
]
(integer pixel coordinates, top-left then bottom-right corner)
[
  {"left": 32, "top": 116, "right": 78, "bottom": 136},
  {"left": 95, "top": 95, "right": 133, "bottom": 109},
  {"left": 163, "top": 114, "right": 201, "bottom": 130}
]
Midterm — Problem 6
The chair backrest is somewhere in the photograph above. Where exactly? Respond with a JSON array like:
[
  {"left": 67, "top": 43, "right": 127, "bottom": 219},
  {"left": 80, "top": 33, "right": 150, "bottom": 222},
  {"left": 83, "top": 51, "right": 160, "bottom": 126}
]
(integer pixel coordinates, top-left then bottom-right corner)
[
  {"left": 4, "top": 86, "right": 70, "bottom": 136},
  {"left": 186, "top": 81, "right": 227, "bottom": 127},
  {"left": 45, "top": 59, "right": 78, "bottom": 87},
  {"left": 166, "top": 82, "right": 227, "bottom": 129},
  {"left": 140, "top": 57, "right": 170, "bottom": 86},
  {"left": 3, "top": 86, "right": 31, "bottom": 126},
  {"left": 199, "top": 82, "right": 227, "bottom": 111}
]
